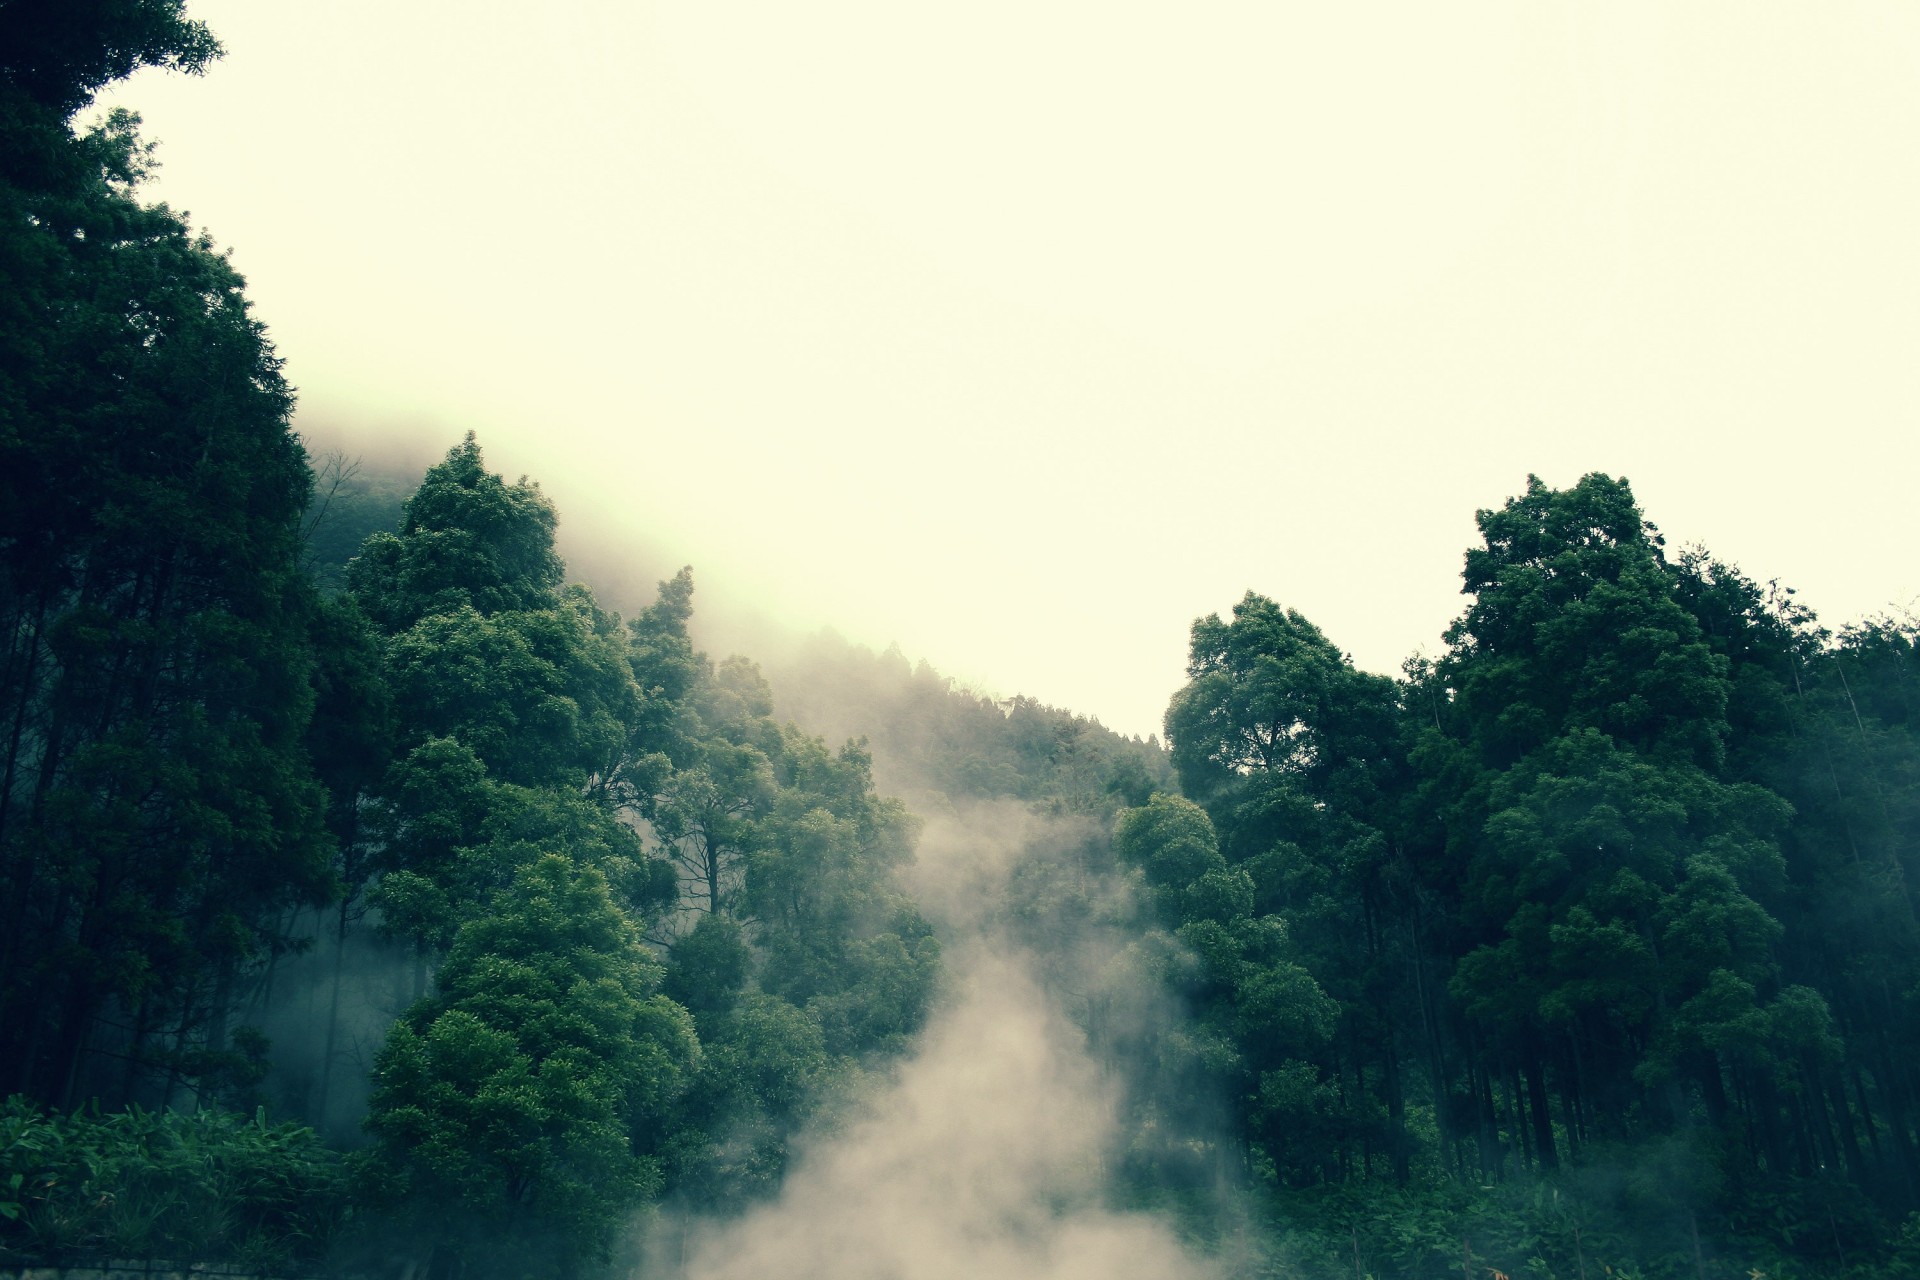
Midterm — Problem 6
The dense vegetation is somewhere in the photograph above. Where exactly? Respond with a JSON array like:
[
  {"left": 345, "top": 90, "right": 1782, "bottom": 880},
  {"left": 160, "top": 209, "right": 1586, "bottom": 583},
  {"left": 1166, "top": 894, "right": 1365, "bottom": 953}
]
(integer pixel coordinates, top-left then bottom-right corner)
[
  {"left": 4, "top": 5, "right": 1918, "bottom": 1280},
  {"left": 1109, "top": 475, "right": 1920, "bottom": 1278},
  {"left": 0, "top": 1098, "right": 346, "bottom": 1271},
  {"left": 2, "top": 0, "right": 331, "bottom": 1115},
  {"left": 1, "top": 8, "right": 940, "bottom": 1272}
]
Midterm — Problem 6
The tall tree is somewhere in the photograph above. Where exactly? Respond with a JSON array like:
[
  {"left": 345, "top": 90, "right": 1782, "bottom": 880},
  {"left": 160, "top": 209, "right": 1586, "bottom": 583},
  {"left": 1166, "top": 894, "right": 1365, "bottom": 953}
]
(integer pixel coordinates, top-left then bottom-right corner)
[
  {"left": 0, "top": 9, "right": 333, "bottom": 1107},
  {"left": 1427, "top": 475, "right": 1818, "bottom": 1176},
  {"left": 347, "top": 436, "right": 669, "bottom": 953},
  {"left": 1161, "top": 594, "right": 1415, "bottom": 1182}
]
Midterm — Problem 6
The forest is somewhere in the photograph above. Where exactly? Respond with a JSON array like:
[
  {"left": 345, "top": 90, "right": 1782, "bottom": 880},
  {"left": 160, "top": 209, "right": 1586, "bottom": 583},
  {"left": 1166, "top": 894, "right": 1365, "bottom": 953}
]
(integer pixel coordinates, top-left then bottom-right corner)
[{"left": 4, "top": 4, "right": 1920, "bottom": 1279}]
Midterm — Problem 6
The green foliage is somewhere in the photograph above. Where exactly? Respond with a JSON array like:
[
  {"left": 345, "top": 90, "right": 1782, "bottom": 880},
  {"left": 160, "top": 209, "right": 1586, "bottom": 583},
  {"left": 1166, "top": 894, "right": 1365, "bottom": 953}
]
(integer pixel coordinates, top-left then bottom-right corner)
[
  {"left": 348, "top": 434, "right": 564, "bottom": 633},
  {"left": 1115, "top": 793, "right": 1226, "bottom": 909},
  {"left": 1145, "top": 474, "right": 1920, "bottom": 1279},
  {"left": 1167, "top": 596, "right": 1395, "bottom": 802},
  {"left": 1263, "top": 1167, "right": 1920, "bottom": 1280},
  {"left": 1392, "top": 477, "right": 1815, "bottom": 1187},
  {"left": 747, "top": 731, "right": 938, "bottom": 1056},
  {"left": 346, "top": 438, "right": 674, "bottom": 952},
  {"left": 364, "top": 855, "right": 695, "bottom": 1280},
  {"left": 664, "top": 914, "right": 752, "bottom": 1018},
  {"left": 19, "top": 30, "right": 1919, "bottom": 1264},
  {"left": 1156, "top": 588, "right": 1417, "bottom": 1186},
  {"left": 1113, "top": 795, "right": 1342, "bottom": 1183},
  {"left": 660, "top": 993, "right": 832, "bottom": 1209},
  {"left": 1451, "top": 476, "right": 1730, "bottom": 770},
  {"left": 0, "top": 1096, "right": 345, "bottom": 1270},
  {"left": 316, "top": 440, "right": 945, "bottom": 1260},
  {"left": 0, "top": 0, "right": 221, "bottom": 123},
  {"left": 1, "top": 36, "right": 334, "bottom": 1105}
]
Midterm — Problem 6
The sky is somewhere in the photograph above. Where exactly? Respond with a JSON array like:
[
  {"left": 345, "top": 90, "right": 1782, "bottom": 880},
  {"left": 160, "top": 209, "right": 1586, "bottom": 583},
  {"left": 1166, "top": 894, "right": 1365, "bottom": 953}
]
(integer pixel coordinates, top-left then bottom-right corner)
[{"left": 102, "top": 2, "right": 1920, "bottom": 740}]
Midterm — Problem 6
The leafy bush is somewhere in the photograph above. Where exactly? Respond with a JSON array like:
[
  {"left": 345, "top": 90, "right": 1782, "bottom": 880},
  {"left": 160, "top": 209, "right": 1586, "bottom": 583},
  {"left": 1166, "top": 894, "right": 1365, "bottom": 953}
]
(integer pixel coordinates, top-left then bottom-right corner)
[{"left": 0, "top": 1096, "right": 346, "bottom": 1271}]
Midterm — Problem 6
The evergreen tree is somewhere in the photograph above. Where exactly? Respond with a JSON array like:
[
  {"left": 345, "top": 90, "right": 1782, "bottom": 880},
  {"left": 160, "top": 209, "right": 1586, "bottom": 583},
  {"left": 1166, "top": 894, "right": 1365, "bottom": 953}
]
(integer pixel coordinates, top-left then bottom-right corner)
[
  {"left": 1158, "top": 595, "right": 1416, "bottom": 1183},
  {"left": 347, "top": 437, "right": 669, "bottom": 953},
  {"left": 0, "top": 7, "right": 332, "bottom": 1108},
  {"left": 1424, "top": 475, "right": 1826, "bottom": 1181}
]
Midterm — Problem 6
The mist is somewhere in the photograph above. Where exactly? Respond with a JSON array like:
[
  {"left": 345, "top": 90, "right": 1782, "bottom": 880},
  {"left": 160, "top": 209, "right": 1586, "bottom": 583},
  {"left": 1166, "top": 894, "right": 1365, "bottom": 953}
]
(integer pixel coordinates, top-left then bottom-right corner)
[
  {"left": 646, "top": 801, "right": 1231, "bottom": 1280},
  {"left": 249, "top": 915, "right": 426, "bottom": 1145}
]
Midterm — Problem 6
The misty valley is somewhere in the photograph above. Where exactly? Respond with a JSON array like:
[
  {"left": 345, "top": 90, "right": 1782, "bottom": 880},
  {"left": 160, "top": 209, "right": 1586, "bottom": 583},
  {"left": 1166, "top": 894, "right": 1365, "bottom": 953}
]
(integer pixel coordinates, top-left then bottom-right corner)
[{"left": 7, "top": 5, "right": 1920, "bottom": 1280}]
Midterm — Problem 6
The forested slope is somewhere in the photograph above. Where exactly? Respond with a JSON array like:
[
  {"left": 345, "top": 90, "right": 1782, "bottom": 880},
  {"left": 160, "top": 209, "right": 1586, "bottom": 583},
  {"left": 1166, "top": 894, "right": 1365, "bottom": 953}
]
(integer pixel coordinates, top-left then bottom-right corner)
[
  {"left": 0, "top": 10, "right": 941, "bottom": 1267},
  {"left": 5, "top": 5, "right": 1920, "bottom": 1280}
]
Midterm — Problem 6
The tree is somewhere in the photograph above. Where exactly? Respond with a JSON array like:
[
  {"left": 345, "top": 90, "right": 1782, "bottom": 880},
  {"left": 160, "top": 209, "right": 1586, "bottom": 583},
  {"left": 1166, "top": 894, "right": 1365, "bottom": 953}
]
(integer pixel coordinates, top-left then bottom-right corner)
[
  {"left": 347, "top": 434, "right": 562, "bottom": 635},
  {"left": 1429, "top": 475, "right": 1808, "bottom": 1173},
  {"left": 1167, "top": 597, "right": 1387, "bottom": 801},
  {"left": 629, "top": 631, "right": 942, "bottom": 1199},
  {"left": 746, "top": 729, "right": 937, "bottom": 1058},
  {"left": 299, "top": 590, "right": 395, "bottom": 1120},
  {"left": 1161, "top": 594, "right": 1416, "bottom": 1182},
  {"left": 348, "top": 438, "right": 673, "bottom": 952},
  {"left": 1, "top": 34, "right": 334, "bottom": 1103},
  {"left": 0, "top": 0, "right": 220, "bottom": 125},
  {"left": 1113, "top": 793, "right": 1340, "bottom": 1184},
  {"left": 1670, "top": 558, "right": 1920, "bottom": 1194},
  {"left": 364, "top": 855, "right": 697, "bottom": 1280}
]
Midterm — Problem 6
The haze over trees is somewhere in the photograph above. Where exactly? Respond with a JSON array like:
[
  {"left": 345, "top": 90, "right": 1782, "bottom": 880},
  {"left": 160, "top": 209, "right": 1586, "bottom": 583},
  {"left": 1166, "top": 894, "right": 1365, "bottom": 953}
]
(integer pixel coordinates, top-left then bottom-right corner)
[{"left": 5, "top": 5, "right": 1920, "bottom": 1280}]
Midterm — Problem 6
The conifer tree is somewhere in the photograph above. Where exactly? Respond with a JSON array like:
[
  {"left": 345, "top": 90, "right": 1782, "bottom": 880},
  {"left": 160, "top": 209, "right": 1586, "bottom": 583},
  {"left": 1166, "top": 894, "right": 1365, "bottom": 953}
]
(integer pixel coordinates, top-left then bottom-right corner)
[{"left": 0, "top": 4, "right": 332, "bottom": 1107}]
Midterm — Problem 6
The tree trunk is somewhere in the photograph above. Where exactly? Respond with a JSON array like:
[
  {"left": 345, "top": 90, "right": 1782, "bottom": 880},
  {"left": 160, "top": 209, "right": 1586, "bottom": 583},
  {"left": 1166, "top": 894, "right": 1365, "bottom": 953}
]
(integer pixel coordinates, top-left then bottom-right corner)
[
  {"left": 316, "top": 898, "right": 351, "bottom": 1123},
  {"left": 1524, "top": 1049, "right": 1558, "bottom": 1171}
]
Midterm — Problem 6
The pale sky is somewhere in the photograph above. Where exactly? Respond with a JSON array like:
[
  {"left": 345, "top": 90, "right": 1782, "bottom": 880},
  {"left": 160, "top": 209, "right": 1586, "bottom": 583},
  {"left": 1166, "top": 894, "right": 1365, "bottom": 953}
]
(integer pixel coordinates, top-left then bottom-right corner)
[{"left": 102, "top": 3, "right": 1920, "bottom": 740}]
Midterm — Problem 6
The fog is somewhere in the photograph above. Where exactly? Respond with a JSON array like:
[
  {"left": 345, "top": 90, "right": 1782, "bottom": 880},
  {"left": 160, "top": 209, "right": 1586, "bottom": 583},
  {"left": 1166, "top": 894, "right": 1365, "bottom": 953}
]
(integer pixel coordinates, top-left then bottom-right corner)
[
  {"left": 103, "top": 2, "right": 1920, "bottom": 740},
  {"left": 647, "top": 803, "right": 1234, "bottom": 1280},
  {"left": 250, "top": 912, "right": 423, "bottom": 1145}
]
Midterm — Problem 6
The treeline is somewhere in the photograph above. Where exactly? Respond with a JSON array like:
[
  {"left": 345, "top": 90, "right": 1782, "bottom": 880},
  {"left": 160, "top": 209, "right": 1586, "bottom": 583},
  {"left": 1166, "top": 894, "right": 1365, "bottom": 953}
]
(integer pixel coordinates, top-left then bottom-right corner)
[
  {"left": 767, "top": 630, "right": 1172, "bottom": 816},
  {"left": 1111, "top": 473, "right": 1920, "bottom": 1277}
]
